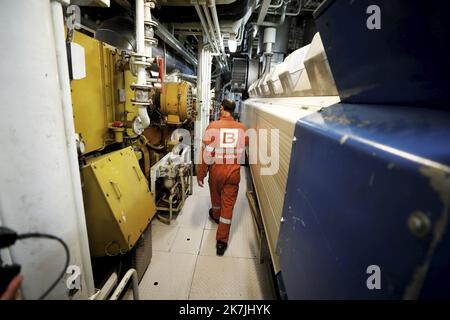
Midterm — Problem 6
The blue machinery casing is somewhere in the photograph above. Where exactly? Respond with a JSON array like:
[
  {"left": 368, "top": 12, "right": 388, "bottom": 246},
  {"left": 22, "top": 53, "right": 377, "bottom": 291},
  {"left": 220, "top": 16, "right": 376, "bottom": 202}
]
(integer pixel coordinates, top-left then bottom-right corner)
[
  {"left": 270, "top": 0, "right": 450, "bottom": 299},
  {"left": 277, "top": 104, "right": 450, "bottom": 299},
  {"left": 314, "top": 0, "right": 450, "bottom": 108}
]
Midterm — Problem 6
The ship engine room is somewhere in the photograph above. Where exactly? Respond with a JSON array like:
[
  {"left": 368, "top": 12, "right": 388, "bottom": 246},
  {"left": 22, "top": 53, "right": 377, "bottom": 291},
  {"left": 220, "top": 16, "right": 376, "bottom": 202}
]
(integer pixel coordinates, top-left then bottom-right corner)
[{"left": 0, "top": 0, "right": 450, "bottom": 303}]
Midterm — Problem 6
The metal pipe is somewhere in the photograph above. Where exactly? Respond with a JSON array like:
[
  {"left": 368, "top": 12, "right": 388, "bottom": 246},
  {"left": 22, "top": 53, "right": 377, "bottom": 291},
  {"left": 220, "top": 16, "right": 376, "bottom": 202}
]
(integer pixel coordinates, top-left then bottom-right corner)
[
  {"left": 204, "top": 2, "right": 228, "bottom": 69},
  {"left": 136, "top": 0, "right": 146, "bottom": 84},
  {"left": 193, "top": 2, "right": 215, "bottom": 53},
  {"left": 110, "top": 269, "right": 140, "bottom": 300},
  {"left": 257, "top": 0, "right": 271, "bottom": 25},
  {"left": 259, "top": 0, "right": 288, "bottom": 26},
  {"left": 269, "top": 0, "right": 283, "bottom": 9},
  {"left": 235, "top": 20, "right": 246, "bottom": 46},
  {"left": 268, "top": 0, "right": 300, "bottom": 15},
  {"left": 208, "top": 0, "right": 225, "bottom": 52},
  {"left": 92, "top": 272, "right": 118, "bottom": 300},
  {"left": 50, "top": 0, "right": 95, "bottom": 297},
  {"left": 154, "top": 18, "right": 198, "bottom": 66},
  {"left": 193, "top": 2, "right": 224, "bottom": 70},
  {"left": 285, "top": 0, "right": 302, "bottom": 16},
  {"left": 201, "top": 3, "right": 221, "bottom": 54},
  {"left": 132, "top": 0, "right": 155, "bottom": 132},
  {"left": 144, "top": 0, "right": 153, "bottom": 59}
]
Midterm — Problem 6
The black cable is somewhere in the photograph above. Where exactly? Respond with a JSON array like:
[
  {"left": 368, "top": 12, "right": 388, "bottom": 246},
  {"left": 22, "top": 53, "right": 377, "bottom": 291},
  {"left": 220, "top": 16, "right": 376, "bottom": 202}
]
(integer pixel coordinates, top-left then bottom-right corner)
[{"left": 17, "top": 233, "right": 70, "bottom": 300}]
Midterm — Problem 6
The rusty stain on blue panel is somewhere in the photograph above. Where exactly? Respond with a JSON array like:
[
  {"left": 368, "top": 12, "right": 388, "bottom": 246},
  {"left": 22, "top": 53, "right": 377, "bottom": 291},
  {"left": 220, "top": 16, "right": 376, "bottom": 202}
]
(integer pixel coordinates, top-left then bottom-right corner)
[{"left": 277, "top": 103, "right": 450, "bottom": 299}]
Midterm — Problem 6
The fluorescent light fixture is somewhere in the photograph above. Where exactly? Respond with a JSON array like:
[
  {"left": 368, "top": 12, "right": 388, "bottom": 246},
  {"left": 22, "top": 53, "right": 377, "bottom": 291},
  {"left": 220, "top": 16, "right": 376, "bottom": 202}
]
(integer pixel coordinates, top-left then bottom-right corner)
[{"left": 228, "top": 33, "right": 237, "bottom": 53}]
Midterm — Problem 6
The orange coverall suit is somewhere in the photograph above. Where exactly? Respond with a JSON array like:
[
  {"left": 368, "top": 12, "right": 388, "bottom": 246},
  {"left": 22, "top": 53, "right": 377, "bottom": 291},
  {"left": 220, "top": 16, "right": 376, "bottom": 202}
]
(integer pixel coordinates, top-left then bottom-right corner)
[{"left": 197, "top": 115, "right": 248, "bottom": 243}]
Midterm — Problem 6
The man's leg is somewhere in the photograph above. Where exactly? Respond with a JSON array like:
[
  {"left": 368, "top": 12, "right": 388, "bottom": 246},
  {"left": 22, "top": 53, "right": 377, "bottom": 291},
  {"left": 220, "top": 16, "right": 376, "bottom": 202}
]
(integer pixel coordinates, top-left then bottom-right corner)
[
  {"left": 216, "top": 183, "right": 239, "bottom": 243},
  {"left": 208, "top": 177, "right": 221, "bottom": 222}
]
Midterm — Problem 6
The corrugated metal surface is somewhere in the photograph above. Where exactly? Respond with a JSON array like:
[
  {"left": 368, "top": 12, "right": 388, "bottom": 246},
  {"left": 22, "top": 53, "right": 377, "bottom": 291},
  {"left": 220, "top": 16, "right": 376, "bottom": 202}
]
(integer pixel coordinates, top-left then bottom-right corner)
[{"left": 241, "top": 96, "right": 339, "bottom": 272}]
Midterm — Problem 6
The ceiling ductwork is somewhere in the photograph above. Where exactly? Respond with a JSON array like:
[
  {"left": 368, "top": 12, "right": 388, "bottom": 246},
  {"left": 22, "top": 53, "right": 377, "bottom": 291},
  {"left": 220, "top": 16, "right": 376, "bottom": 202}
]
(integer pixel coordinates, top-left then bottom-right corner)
[
  {"left": 154, "top": 0, "right": 253, "bottom": 23},
  {"left": 95, "top": 16, "right": 196, "bottom": 75},
  {"left": 159, "top": 0, "right": 238, "bottom": 5}
]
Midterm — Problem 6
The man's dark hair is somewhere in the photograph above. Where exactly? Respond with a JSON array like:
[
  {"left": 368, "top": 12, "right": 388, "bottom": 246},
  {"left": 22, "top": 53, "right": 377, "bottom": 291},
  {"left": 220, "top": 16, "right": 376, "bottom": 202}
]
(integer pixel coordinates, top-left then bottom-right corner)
[{"left": 221, "top": 98, "right": 236, "bottom": 113}]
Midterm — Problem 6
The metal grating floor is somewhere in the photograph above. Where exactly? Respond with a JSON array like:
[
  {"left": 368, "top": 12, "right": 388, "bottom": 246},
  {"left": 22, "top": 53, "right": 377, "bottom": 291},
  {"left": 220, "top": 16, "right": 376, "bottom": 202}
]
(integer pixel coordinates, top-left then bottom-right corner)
[{"left": 125, "top": 167, "right": 276, "bottom": 300}]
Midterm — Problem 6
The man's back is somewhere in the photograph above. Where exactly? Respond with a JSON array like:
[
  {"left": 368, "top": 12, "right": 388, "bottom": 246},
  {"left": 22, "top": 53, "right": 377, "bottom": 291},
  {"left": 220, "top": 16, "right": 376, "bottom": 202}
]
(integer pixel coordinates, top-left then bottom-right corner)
[
  {"left": 196, "top": 99, "right": 247, "bottom": 256},
  {"left": 202, "top": 115, "right": 247, "bottom": 167}
]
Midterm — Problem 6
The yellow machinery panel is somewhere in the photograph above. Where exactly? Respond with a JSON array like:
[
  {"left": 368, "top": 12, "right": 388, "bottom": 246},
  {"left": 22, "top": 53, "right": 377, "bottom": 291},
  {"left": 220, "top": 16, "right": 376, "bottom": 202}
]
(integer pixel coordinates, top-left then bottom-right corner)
[
  {"left": 160, "top": 81, "right": 195, "bottom": 125},
  {"left": 71, "top": 30, "right": 117, "bottom": 154},
  {"left": 115, "top": 70, "right": 139, "bottom": 138},
  {"left": 82, "top": 147, "right": 156, "bottom": 257}
]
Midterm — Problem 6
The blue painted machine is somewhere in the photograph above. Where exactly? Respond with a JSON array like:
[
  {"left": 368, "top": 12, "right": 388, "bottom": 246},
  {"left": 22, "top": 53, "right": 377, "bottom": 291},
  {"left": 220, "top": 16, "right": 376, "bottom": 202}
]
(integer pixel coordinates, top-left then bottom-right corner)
[{"left": 276, "top": 0, "right": 450, "bottom": 299}]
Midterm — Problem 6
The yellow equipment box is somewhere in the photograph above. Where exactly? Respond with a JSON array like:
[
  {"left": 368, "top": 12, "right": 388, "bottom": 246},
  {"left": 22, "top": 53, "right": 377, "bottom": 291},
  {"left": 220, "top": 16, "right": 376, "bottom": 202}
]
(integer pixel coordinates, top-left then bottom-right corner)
[{"left": 82, "top": 147, "right": 156, "bottom": 257}]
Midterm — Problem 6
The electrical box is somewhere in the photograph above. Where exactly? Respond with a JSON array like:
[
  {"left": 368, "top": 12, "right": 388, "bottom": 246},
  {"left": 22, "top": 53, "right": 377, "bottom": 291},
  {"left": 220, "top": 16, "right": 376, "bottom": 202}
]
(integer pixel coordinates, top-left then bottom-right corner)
[{"left": 82, "top": 147, "right": 156, "bottom": 257}]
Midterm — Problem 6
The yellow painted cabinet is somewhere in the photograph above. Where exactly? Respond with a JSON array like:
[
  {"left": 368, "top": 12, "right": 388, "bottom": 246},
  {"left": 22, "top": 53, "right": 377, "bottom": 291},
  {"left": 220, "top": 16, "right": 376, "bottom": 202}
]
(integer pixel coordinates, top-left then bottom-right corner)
[{"left": 82, "top": 147, "right": 156, "bottom": 257}]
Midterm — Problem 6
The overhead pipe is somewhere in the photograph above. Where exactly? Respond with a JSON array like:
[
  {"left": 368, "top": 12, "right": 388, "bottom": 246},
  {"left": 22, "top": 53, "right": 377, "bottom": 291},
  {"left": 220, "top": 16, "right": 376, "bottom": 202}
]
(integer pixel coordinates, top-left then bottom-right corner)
[
  {"left": 205, "top": 2, "right": 228, "bottom": 69},
  {"left": 255, "top": 0, "right": 283, "bottom": 10},
  {"left": 201, "top": 3, "right": 221, "bottom": 54},
  {"left": 256, "top": 0, "right": 271, "bottom": 25},
  {"left": 269, "top": 0, "right": 301, "bottom": 15},
  {"left": 284, "top": 0, "right": 302, "bottom": 16},
  {"left": 269, "top": 0, "right": 283, "bottom": 9},
  {"left": 154, "top": 18, "right": 198, "bottom": 67},
  {"left": 193, "top": 1, "right": 225, "bottom": 70},
  {"left": 193, "top": 2, "right": 217, "bottom": 54},
  {"left": 257, "top": 0, "right": 289, "bottom": 26},
  {"left": 208, "top": 0, "right": 224, "bottom": 52}
]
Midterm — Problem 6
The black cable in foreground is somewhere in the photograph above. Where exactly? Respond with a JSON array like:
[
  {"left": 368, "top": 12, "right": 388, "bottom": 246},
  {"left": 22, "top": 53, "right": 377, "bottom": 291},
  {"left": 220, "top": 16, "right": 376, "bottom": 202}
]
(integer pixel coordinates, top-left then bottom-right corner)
[
  {"left": 17, "top": 233, "right": 70, "bottom": 300},
  {"left": 0, "top": 227, "right": 70, "bottom": 300}
]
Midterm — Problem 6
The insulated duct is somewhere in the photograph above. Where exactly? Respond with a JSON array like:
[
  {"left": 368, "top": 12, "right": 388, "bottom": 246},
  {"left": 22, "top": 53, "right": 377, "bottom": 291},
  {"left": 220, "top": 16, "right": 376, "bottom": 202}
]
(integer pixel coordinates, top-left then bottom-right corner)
[
  {"left": 155, "top": 0, "right": 253, "bottom": 22},
  {"left": 95, "top": 16, "right": 196, "bottom": 75}
]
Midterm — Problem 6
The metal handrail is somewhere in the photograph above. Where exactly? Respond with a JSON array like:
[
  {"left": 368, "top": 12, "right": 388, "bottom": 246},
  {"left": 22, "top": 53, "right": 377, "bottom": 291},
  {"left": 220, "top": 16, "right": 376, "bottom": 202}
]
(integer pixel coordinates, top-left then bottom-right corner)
[{"left": 109, "top": 269, "right": 140, "bottom": 300}]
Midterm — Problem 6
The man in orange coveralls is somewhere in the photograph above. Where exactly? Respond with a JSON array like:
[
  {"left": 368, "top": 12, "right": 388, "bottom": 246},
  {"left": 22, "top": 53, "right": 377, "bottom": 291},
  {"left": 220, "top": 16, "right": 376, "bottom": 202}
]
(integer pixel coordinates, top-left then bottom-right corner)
[{"left": 197, "top": 98, "right": 248, "bottom": 256}]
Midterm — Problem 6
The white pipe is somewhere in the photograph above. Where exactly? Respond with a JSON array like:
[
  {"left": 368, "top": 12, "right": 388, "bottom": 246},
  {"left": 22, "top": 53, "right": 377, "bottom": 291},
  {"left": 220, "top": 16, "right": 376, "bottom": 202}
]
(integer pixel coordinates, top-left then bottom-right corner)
[
  {"left": 269, "top": 0, "right": 283, "bottom": 9},
  {"left": 136, "top": 0, "right": 146, "bottom": 85},
  {"left": 200, "top": 3, "right": 221, "bottom": 56},
  {"left": 138, "top": 106, "right": 151, "bottom": 128},
  {"left": 92, "top": 272, "right": 118, "bottom": 300},
  {"left": 50, "top": 0, "right": 95, "bottom": 297},
  {"left": 257, "top": 0, "right": 271, "bottom": 25},
  {"left": 194, "top": 2, "right": 224, "bottom": 70},
  {"left": 133, "top": 0, "right": 151, "bottom": 131},
  {"left": 202, "top": 4, "right": 217, "bottom": 47},
  {"left": 208, "top": 0, "right": 224, "bottom": 52},
  {"left": 194, "top": 3, "right": 213, "bottom": 51},
  {"left": 144, "top": 1, "right": 153, "bottom": 59},
  {"left": 202, "top": 3, "right": 227, "bottom": 69},
  {"left": 110, "top": 269, "right": 140, "bottom": 300}
]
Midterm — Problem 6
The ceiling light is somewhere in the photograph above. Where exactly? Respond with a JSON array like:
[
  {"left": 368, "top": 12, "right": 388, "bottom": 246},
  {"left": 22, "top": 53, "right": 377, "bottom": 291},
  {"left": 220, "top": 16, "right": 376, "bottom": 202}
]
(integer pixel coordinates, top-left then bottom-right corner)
[{"left": 228, "top": 33, "right": 237, "bottom": 53}]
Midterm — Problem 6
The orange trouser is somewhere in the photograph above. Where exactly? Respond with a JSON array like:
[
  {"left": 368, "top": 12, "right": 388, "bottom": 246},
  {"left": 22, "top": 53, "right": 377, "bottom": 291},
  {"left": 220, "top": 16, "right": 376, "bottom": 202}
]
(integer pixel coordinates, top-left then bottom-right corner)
[{"left": 208, "top": 164, "right": 241, "bottom": 243}]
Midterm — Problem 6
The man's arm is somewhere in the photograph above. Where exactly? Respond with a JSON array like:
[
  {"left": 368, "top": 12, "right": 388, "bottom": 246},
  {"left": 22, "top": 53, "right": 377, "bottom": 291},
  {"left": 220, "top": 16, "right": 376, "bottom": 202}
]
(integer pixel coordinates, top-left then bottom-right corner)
[
  {"left": 196, "top": 144, "right": 208, "bottom": 187},
  {"left": 196, "top": 124, "right": 215, "bottom": 187}
]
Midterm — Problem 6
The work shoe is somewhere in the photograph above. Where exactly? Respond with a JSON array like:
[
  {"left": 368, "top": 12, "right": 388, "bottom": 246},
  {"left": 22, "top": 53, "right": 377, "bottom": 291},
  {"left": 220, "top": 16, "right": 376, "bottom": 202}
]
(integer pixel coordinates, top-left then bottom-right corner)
[
  {"left": 216, "top": 241, "right": 228, "bottom": 256},
  {"left": 209, "top": 208, "right": 219, "bottom": 224}
]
